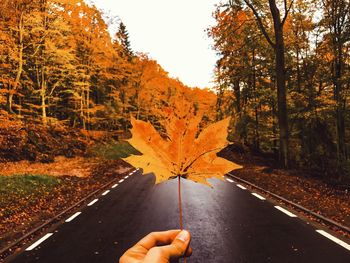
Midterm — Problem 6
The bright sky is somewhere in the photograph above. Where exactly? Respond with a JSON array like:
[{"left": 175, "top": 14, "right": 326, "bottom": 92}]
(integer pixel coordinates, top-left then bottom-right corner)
[{"left": 91, "top": 0, "right": 220, "bottom": 88}]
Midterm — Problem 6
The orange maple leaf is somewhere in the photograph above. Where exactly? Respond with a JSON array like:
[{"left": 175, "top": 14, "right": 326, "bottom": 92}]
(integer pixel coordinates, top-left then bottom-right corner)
[{"left": 123, "top": 104, "right": 242, "bottom": 186}]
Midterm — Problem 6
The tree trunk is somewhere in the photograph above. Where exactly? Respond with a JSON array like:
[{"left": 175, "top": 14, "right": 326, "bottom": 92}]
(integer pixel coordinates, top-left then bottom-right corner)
[
  {"left": 245, "top": 0, "right": 290, "bottom": 167},
  {"left": 252, "top": 49, "right": 260, "bottom": 152},
  {"left": 81, "top": 89, "right": 86, "bottom": 130},
  {"left": 41, "top": 80, "right": 47, "bottom": 125},
  {"left": 275, "top": 30, "right": 289, "bottom": 168},
  {"left": 7, "top": 11, "right": 24, "bottom": 113},
  {"left": 269, "top": 0, "right": 289, "bottom": 168},
  {"left": 86, "top": 85, "right": 90, "bottom": 130},
  {"left": 334, "top": 43, "right": 347, "bottom": 163},
  {"left": 233, "top": 79, "right": 241, "bottom": 114}
]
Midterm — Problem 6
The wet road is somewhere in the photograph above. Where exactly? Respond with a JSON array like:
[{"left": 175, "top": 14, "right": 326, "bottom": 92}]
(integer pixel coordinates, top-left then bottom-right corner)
[{"left": 7, "top": 170, "right": 350, "bottom": 263}]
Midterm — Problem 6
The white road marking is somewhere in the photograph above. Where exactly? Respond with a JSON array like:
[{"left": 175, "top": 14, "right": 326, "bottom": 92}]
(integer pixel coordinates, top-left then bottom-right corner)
[
  {"left": 26, "top": 233, "right": 53, "bottom": 251},
  {"left": 128, "top": 172, "right": 133, "bottom": 176},
  {"left": 124, "top": 175, "right": 129, "bottom": 179},
  {"left": 102, "top": 190, "right": 110, "bottom": 196},
  {"left": 112, "top": 184, "right": 118, "bottom": 188},
  {"left": 252, "top": 193, "right": 266, "bottom": 200},
  {"left": 226, "top": 178, "right": 234, "bottom": 183},
  {"left": 237, "top": 184, "right": 247, "bottom": 190},
  {"left": 316, "top": 230, "right": 350, "bottom": 251},
  {"left": 65, "top": 212, "right": 81, "bottom": 223},
  {"left": 87, "top": 199, "right": 98, "bottom": 206},
  {"left": 274, "top": 206, "right": 297, "bottom": 217},
  {"left": 119, "top": 179, "right": 124, "bottom": 183}
]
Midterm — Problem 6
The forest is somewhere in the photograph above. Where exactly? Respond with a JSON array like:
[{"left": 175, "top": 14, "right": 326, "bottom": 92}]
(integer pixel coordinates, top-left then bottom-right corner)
[
  {"left": 0, "top": 0, "right": 350, "bottom": 182},
  {"left": 209, "top": 0, "right": 350, "bottom": 181},
  {"left": 0, "top": 0, "right": 216, "bottom": 159},
  {"left": 0, "top": 0, "right": 349, "bottom": 183},
  {"left": 1, "top": 0, "right": 350, "bottom": 260}
]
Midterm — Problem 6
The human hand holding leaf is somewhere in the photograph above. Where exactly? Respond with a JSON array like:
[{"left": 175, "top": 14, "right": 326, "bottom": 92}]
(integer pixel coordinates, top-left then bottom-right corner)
[{"left": 123, "top": 104, "right": 242, "bottom": 262}]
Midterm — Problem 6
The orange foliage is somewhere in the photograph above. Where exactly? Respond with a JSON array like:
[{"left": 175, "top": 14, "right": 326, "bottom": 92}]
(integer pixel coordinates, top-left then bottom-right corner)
[{"left": 123, "top": 101, "right": 242, "bottom": 186}]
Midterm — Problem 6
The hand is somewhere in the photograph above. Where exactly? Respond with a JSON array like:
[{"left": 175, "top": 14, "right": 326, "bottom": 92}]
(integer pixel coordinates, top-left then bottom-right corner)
[{"left": 119, "top": 230, "right": 192, "bottom": 263}]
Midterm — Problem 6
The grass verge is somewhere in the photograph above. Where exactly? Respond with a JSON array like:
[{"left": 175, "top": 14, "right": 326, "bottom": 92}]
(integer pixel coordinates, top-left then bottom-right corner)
[
  {"left": 90, "top": 140, "right": 140, "bottom": 160},
  {"left": 0, "top": 175, "right": 61, "bottom": 218}
]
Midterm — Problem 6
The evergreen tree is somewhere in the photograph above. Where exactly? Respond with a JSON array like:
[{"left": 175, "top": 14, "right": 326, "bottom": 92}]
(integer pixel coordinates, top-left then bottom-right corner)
[{"left": 115, "top": 21, "right": 133, "bottom": 59}]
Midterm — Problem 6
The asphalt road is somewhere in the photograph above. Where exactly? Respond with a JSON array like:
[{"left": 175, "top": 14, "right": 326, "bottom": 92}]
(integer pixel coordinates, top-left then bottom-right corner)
[{"left": 7, "top": 170, "right": 350, "bottom": 263}]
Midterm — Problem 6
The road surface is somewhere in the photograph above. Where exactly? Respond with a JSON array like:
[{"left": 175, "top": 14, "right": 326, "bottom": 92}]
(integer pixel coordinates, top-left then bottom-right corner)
[{"left": 7, "top": 170, "right": 350, "bottom": 262}]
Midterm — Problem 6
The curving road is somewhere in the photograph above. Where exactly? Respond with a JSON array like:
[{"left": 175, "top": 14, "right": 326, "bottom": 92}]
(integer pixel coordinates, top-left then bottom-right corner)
[{"left": 6, "top": 170, "right": 350, "bottom": 263}]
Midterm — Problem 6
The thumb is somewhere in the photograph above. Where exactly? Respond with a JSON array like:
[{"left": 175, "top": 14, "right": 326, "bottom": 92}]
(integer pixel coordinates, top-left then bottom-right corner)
[{"left": 163, "top": 230, "right": 191, "bottom": 259}]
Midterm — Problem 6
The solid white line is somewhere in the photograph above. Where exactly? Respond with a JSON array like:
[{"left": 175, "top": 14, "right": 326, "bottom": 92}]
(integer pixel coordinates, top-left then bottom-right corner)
[
  {"left": 112, "top": 184, "right": 118, "bottom": 188},
  {"left": 102, "top": 190, "right": 110, "bottom": 196},
  {"left": 119, "top": 179, "right": 124, "bottom": 183},
  {"left": 237, "top": 184, "right": 247, "bottom": 190},
  {"left": 252, "top": 193, "right": 266, "bottom": 200},
  {"left": 226, "top": 178, "right": 234, "bottom": 183},
  {"left": 124, "top": 176, "right": 129, "bottom": 179},
  {"left": 26, "top": 233, "right": 53, "bottom": 251},
  {"left": 274, "top": 206, "right": 297, "bottom": 217},
  {"left": 87, "top": 199, "right": 98, "bottom": 206},
  {"left": 316, "top": 230, "right": 350, "bottom": 251},
  {"left": 65, "top": 212, "right": 81, "bottom": 223}
]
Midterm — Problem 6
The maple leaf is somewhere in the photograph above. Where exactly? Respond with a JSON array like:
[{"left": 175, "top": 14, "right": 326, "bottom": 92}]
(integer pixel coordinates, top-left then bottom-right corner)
[{"left": 123, "top": 104, "right": 242, "bottom": 186}]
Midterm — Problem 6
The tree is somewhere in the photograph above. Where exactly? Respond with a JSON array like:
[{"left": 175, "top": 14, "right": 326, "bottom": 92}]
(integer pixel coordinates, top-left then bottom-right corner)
[
  {"left": 23, "top": 0, "right": 76, "bottom": 125},
  {"left": 320, "top": 0, "right": 350, "bottom": 166},
  {"left": 0, "top": 0, "right": 33, "bottom": 114},
  {"left": 238, "top": 0, "right": 294, "bottom": 167},
  {"left": 115, "top": 21, "right": 133, "bottom": 60}
]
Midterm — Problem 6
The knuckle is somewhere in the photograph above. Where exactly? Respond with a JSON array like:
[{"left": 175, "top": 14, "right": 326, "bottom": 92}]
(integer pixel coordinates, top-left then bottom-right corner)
[
  {"left": 173, "top": 243, "right": 185, "bottom": 256},
  {"left": 148, "top": 232, "right": 158, "bottom": 239},
  {"left": 149, "top": 246, "right": 162, "bottom": 254},
  {"left": 148, "top": 247, "right": 164, "bottom": 257},
  {"left": 119, "top": 255, "right": 127, "bottom": 263}
]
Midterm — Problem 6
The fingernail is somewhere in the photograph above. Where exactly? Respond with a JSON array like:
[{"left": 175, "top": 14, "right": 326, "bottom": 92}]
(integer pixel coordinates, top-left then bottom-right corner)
[{"left": 176, "top": 230, "right": 190, "bottom": 242}]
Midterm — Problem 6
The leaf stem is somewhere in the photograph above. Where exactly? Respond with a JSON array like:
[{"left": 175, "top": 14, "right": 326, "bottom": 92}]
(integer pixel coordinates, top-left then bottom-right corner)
[
  {"left": 178, "top": 175, "right": 183, "bottom": 230},
  {"left": 178, "top": 175, "right": 187, "bottom": 263}
]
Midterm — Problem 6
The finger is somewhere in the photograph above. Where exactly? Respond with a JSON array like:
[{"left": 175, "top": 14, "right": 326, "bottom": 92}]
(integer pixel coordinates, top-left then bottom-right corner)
[
  {"left": 167, "top": 230, "right": 191, "bottom": 259},
  {"left": 136, "top": 230, "right": 181, "bottom": 251},
  {"left": 145, "top": 230, "right": 191, "bottom": 261},
  {"left": 185, "top": 246, "right": 193, "bottom": 257}
]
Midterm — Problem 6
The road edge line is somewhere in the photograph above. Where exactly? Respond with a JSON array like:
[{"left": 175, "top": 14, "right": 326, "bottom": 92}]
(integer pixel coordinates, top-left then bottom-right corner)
[
  {"left": 227, "top": 172, "right": 350, "bottom": 235},
  {"left": 25, "top": 233, "right": 53, "bottom": 251},
  {"left": 316, "top": 230, "right": 350, "bottom": 251}
]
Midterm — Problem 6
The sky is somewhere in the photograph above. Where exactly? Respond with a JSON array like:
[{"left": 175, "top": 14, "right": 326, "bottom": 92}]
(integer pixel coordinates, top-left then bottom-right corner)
[{"left": 91, "top": 0, "right": 220, "bottom": 89}]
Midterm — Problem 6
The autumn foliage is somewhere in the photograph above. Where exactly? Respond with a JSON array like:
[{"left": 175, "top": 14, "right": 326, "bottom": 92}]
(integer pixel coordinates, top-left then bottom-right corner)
[
  {"left": 0, "top": 0, "right": 217, "bottom": 162},
  {"left": 209, "top": 0, "right": 350, "bottom": 180}
]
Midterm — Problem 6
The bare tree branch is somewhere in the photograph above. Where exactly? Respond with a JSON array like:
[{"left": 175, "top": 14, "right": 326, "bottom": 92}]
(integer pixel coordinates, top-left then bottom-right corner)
[
  {"left": 243, "top": 0, "right": 276, "bottom": 48},
  {"left": 282, "top": 0, "right": 294, "bottom": 26}
]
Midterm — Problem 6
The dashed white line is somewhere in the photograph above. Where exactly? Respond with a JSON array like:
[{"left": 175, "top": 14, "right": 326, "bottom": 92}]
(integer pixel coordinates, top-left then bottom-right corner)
[
  {"left": 274, "top": 206, "right": 297, "bottom": 217},
  {"left": 237, "top": 184, "right": 247, "bottom": 190},
  {"left": 119, "top": 179, "right": 125, "bottom": 183},
  {"left": 226, "top": 178, "right": 234, "bottom": 183},
  {"left": 65, "top": 212, "right": 81, "bottom": 223},
  {"left": 102, "top": 190, "right": 110, "bottom": 196},
  {"left": 124, "top": 175, "right": 129, "bottom": 179},
  {"left": 252, "top": 193, "right": 266, "bottom": 200},
  {"left": 88, "top": 199, "right": 98, "bottom": 206},
  {"left": 26, "top": 233, "right": 53, "bottom": 251},
  {"left": 112, "top": 184, "right": 118, "bottom": 188},
  {"left": 316, "top": 230, "right": 350, "bottom": 251},
  {"left": 128, "top": 172, "right": 133, "bottom": 176}
]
